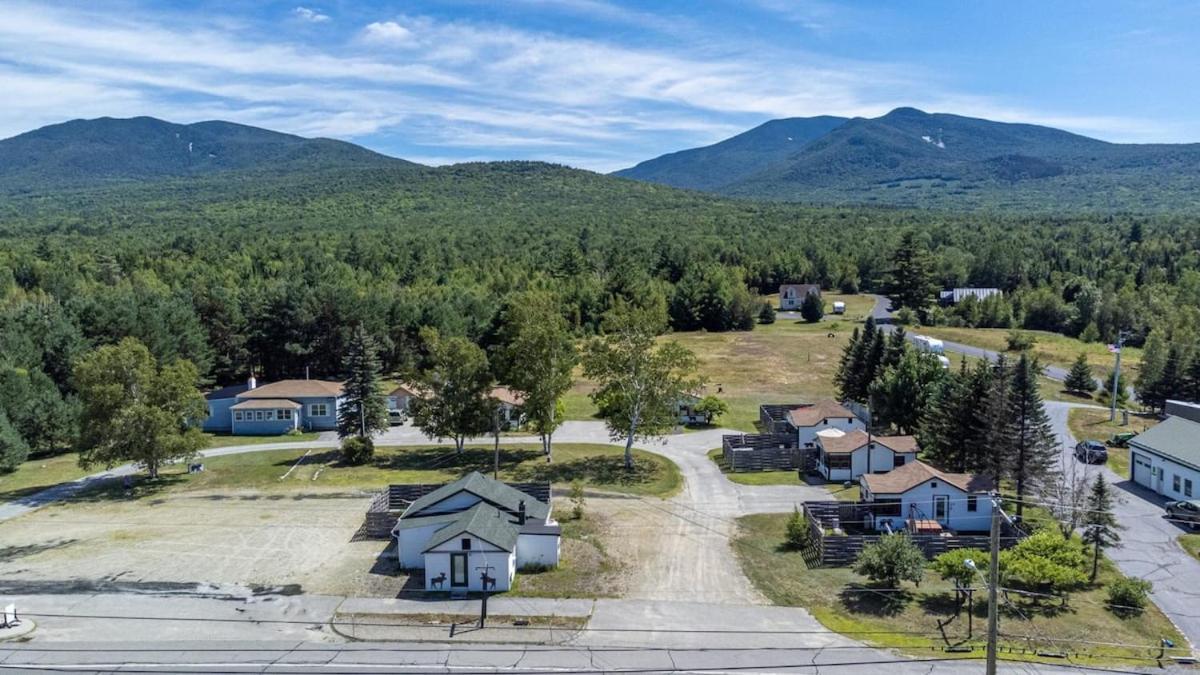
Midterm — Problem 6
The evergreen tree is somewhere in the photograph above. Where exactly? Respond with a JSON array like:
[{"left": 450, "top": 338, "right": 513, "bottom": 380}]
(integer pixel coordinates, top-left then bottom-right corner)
[
  {"left": 852, "top": 329, "right": 886, "bottom": 403},
  {"left": 1007, "top": 354, "right": 1059, "bottom": 517},
  {"left": 0, "top": 367, "right": 79, "bottom": 455},
  {"left": 1184, "top": 352, "right": 1200, "bottom": 403},
  {"left": 1064, "top": 353, "right": 1097, "bottom": 395},
  {"left": 980, "top": 356, "right": 1015, "bottom": 487},
  {"left": 920, "top": 361, "right": 978, "bottom": 471},
  {"left": 799, "top": 291, "right": 824, "bottom": 323},
  {"left": 1099, "top": 368, "right": 1130, "bottom": 409},
  {"left": 336, "top": 325, "right": 389, "bottom": 448},
  {"left": 884, "top": 326, "right": 908, "bottom": 368},
  {"left": 886, "top": 231, "right": 938, "bottom": 313},
  {"left": 1135, "top": 330, "right": 1167, "bottom": 404},
  {"left": 0, "top": 411, "right": 30, "bottom": 472},
  {"left": 869, "top": 349, "right": 945, "bottom": 434},
  {"left": 1082, "top": 474, "right": 1121, "bottom": 582},
  {"left": 1143, "top": 345, "right": 1183, "bottom": 413},
  {"left": 758, "top": 302, "right": 776, "bottom": 325},
  {"left": 834, "top": 327, "right": 861, "bottom": 400}
]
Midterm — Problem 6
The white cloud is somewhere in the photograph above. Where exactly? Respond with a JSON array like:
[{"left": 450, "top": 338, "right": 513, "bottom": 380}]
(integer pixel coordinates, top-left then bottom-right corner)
[
  {"left": 360, "top": 21, "right": 416, "bottom": 46},
  {"left": 292, "top": 7, "right": 330, "bottom": 24}
]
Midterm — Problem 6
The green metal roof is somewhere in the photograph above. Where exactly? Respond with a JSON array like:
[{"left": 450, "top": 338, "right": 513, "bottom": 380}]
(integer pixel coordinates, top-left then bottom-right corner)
[
  {"left": 401, "top": 471, "right": 550, "bottom": 521},
  {"left": 421, "top": 503, "right": 519, "bottom": 553},
  {"left": 1130, "top": 416, "right": 1200, "bottom": 470},
  {"left": 392, "top": 511, "right": 460, "bottom": 532}
]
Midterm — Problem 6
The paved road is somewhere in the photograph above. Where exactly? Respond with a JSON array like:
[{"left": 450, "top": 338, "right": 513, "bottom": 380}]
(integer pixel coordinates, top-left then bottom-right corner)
[{"left": 1047, "top": 400, "right": 1200, "bottom": 649}]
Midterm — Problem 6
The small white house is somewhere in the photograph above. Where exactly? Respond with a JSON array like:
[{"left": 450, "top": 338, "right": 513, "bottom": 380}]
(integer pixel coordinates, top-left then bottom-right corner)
[
  {"left": 815, "top": 430, "right": 919, "bottom": 482},
  {"left": 1129, "top": 415, "right": 1200, "bottom": 500},
  {"left": 786, "top": 400, "right": 864, "bottom": 449},
  {"left": 778, "top": 283, "right": 820, "bottom": 310},
  {"left": 859, "top": 460, "right": 994, "bottom": 533},
  {"left": 392, "top": 472, "right": 560, "bottom": 592}
]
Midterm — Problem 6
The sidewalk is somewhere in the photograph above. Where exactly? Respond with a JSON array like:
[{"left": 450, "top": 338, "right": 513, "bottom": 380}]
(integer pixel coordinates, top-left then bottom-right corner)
[{"left": 332, "top": 597, "right": 594, "bottom": 643}]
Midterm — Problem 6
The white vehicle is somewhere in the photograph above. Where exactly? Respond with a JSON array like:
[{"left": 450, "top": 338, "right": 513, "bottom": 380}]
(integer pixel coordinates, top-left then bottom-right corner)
[
  {"left": 911, "top": 335, "right": 945, "bottom": 355},
  {"left": 832, "top": 301, "right": 846, "bottom": 314},
  {"left": 937, "top": 355, "right": 951, "bottom": 369}
]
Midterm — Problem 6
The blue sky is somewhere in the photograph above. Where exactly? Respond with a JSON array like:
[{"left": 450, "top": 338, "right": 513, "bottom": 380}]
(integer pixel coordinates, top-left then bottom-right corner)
[{"left": 2, "top": 1, "right": 1198, "bottom": 171}]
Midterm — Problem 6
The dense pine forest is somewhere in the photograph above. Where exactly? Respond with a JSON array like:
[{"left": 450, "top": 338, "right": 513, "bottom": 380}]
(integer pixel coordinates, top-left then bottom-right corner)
[{"left": 3, "top": 156, "right": 1200, "bottom": 466}]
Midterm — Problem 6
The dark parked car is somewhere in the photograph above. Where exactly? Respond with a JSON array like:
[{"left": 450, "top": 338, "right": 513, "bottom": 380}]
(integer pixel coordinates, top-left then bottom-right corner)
[
  {"left": 1074, "top": 440, "right": 1108, "bottom": 464},
  {"left": 1165, "top": 500, "right": 1200, "bottom": 528}
]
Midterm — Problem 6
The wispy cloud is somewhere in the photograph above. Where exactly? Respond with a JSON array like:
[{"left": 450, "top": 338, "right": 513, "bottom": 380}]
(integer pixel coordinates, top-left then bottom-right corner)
[{"left": 292, "top": 7, "right": 330, "bottom": 24}]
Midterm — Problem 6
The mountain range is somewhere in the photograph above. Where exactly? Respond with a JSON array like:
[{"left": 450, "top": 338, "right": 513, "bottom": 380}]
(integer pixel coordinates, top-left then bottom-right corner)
[
  {"left": 3, "top": 111, "right": 1200, "bottom": 213},
  {"left": 616, "top": 107, "right": 1200, "bottom": 212}
]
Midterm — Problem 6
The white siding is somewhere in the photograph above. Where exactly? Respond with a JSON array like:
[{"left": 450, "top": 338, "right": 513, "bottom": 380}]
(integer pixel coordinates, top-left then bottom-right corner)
[
  {"left": 422, "top": 550, "right": 515, "bottom": 592},
  {"left": 1130, "top": 445, "right": 1200, "bottom": 499},
  {"left": 818, "top": 445, "right": 916, "bottom": 482},
  {"left": 396, "top": 523, "right": 448, "bottom": 569},
  {"left": 866, "top": 481, "right": 989, "bottom": 533},
  {"left": 799, "top": 418, "right": 864, "bottom": 449},
  {"left": 517, "top": 533, "right": 561, "bottom": 568}
]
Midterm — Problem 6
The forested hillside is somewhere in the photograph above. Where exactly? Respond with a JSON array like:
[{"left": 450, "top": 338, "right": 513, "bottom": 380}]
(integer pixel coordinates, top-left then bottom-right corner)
[
  {"left": 3, "top": 117, "right": 1200, "bottom": 468},
  {"left": 619, "top": 108, "right": 1200, "bottom": 213}
]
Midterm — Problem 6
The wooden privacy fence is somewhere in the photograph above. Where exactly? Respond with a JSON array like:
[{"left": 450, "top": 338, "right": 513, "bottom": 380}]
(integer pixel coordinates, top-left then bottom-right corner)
[
  {"left": 801, "top": 502, "right": 1023, "bottom": 567},
  {"left": 721, "top": 433, "right": 810, "bottom": 472},
  {"left": 362, "top": 481, "right": 552, "bottom": 538}
]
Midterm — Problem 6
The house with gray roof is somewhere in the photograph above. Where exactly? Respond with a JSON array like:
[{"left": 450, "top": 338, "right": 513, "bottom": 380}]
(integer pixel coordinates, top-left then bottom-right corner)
[
  {"left": 390, "top": 471, "right": 560, "bottom": 592},
  {"left": 1129, "top": 414, "right": 1200, "bottom": 499},
  {"left": 202, "top": 375, "right": 346, "bottom": 435}
]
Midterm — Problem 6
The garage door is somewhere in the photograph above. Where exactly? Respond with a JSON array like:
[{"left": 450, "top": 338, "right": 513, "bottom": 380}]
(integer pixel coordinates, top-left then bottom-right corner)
[{"left": 1132, "top": 453, "right": 1154, "bottom": 489}]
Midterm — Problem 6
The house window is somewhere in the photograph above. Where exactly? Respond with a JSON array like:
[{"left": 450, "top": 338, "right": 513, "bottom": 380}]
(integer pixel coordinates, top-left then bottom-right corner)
[
  {"left": 967, "top": 495, "right": 977, "bottom": 512},
  {"left": 310, "top": 403, "right": 328, "bottom": 417},
  {"left": 255, "top": 411, "right": 264, "bottom": 421},
  {"left": 1175, "top": 475, "right": 1182, "bottom": 493},
  {"left": 872, "top": 499, "right": 902, "bottom": 516},
  {"left": 278, "top": 409, "right": 292, "bottom": 420},
  {"left": 234, "top": 411, "right": 243, "bottom": 422},
  {"left": 265, "top": 410, "right": 274, "bottom": 421},
  {"left": 1187, "top": 480, "right": 1194, "bottom": 498},
  {"left": 894, "top": 455, "right": 906, "bottom": 467},
  {"left": 461, "top": 538, "right": 471, "bottom": 550},
  {"left": 825, "top": 454, "right": 851, "bottom": 470}
]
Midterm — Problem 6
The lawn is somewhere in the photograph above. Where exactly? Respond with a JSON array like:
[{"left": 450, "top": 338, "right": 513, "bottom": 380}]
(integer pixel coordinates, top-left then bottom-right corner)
[
  {"left": 510, "top": 506, "right": 624, "bottom": 598},
  {"left": 706, "top": 448, "right": 804, "bottom": 485},
  {"left": 918, "top": 326, "right": 1140, "bottom": 383},
  {"left": 1178, "top": 534, "right": 1200, "bottom": 562},
  {"left": 0, "top": 452, "right": 90, "bottom": 501},
  {"left": 90, "top": 443, "right": 682, "bottom": 500},
  {"left": 1066, "top": 408, "right": 1157, "bottom": 479},
  {"left": 733, "top": 513, "right": 1187, "bottom": 665},
  {"left": 202, "top": 431, "right": 322, "bottom": 448}
]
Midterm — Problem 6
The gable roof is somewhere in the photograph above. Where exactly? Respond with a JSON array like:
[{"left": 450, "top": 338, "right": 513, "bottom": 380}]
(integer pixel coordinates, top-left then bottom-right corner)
[
  {"left": 421, "top": 503, "right": 519, "bottom": 553},
  {"left": 788, "top": 400, "right": 856, "bottom": 427},
  {"left": 206, "top": 382, "right": 251, "bottom": 401},
  {"left": 780, "top": 283, "right": 820, "bottom": 298},
  {"left": 491, "top": 387, "right": 524, "bottom": 406},
  {"left": 1130, "top": 416, "right": 1200, "bottom": 470},
  {"left": 401, "top": 471, "right": 550, "bottom": 521},
  {"left": 861, "top": 460, "right": 994, "bottom": 495},
  {"left": 388, "top": 381, "right": 427, "bottom": 398},
  {"left": 874, "top": 435, "right": 920, "bottom": 453},
  {"left": 818, "top": 429, "right": 869, "bottom": 454},
  {"left": 237, "top": 379, "right": 344, "bottom": 399}
]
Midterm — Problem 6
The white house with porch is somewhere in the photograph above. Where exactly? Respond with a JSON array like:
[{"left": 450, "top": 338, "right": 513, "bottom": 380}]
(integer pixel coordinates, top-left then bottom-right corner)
[
  {"left": 391, "top": 472, "right": 560, "bottom": 592},
  {"left": 859, "top": 460, "right": 994, "bottom": 533},
  {"left": 815, "top": 429, "right": 919, "bottom": 482},
  {"left": 785, "top": 400, "right": 864, "bottom": 449}
]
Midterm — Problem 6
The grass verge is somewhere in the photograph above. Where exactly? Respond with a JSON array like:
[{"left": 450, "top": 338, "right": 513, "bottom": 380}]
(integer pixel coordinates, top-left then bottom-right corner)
[
  {"left": 203, "top": 431, "right": 322, "bottom": 448},
  {"left": 0, "top": 452, "right": 90, "bottom": 502},
  {"left": 706, "top": 448, "right": 804, "bottom": 486},
  {"left": 733, "top": 513, "right": 1186, "bottom": 666},
  {"left": 1179, "top": 534, "right": 1200, "bottom": 562},
  {"left": 1066, "top": 408, "right": 1156, "bottom": 479}
]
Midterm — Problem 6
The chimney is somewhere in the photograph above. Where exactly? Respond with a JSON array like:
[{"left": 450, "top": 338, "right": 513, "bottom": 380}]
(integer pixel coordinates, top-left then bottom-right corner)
[
  {"left": 247, "top": 373, "right": 257, "bottom": 390},
  {"left": 518, "top": 500, "right": 526, "bottom": 525}
]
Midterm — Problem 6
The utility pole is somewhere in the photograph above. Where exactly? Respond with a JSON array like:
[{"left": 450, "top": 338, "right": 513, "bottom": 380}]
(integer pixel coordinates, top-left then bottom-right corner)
[
  {"left": 986, "top": 495, "right": 1001, "bottom": 675},
  {"left": 1110, "top": 331, "right": 1127, "bottom": 422}
]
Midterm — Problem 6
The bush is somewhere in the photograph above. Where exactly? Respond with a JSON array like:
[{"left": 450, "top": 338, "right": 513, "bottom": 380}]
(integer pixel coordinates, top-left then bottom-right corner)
[
  {"left": 894, "top": 307, "right": 916, "bottom": 326},
  {"left": 1006, "top": 330, "right": 1036, "bottom": 351},
  {"left": 799, "top": 292, "right": 824, "bottom": 323},
  {"left": 285, "top": 428, "right": 305, "bottom": 437},
  {"left": 1000, "top": 530, "right": 1088, "bottom": 593},
  {"left": 694, "top": 395, "right": 729, "bottom": 424},
  {"left": 569, "top": 479, "right": 586, "bottom": 520},
  {"left": 340, "top": 436, "right": 374, "bottom": 465},
  {"left": 785, "top": 506, "right": 808, "bottom": 550},
  {"left": 931, "top": 548, "right": 988, "bottom": 588},
  {"left": 853, "top": 533, "right": 925, "bottom": 588},
  {"left": 758, "top": 302, "right": 776, "bottom": 325},
  {"left": 1106, "top": 577, "right": 1151, "bottom": 617}
]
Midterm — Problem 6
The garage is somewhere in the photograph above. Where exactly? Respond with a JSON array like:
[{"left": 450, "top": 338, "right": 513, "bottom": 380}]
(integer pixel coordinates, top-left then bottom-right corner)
[
  {"left": 1132, "top": 452, "right": 1154, "bottom": 490},
  {"left": 1128, "top": 415, "right": 1200, "bottom": 499}
]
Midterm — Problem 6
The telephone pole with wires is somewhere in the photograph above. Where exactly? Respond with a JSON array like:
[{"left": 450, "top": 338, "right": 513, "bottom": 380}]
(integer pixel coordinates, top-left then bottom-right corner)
[
  {"left": 1109, "top": 331, "right": 1129, "bottom": 421},
  {"left": 986, "top": 494, "right": 1001, "bottom": 675}
]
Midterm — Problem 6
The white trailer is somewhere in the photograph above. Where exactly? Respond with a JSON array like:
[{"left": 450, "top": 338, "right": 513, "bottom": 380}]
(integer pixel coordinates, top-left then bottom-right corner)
[
  {"left": 832, "top": 301, "right": 846, "bottom": 314},
  {"left": 911, "top": 335, "right": 945, "bottom": 355}
]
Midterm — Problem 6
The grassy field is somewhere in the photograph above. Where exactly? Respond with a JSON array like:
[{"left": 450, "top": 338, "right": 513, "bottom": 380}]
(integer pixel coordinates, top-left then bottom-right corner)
[
  {"left": 733, "top": 513, "right": 1187, "bottom": 665},
  {"left": 1066, "top": 409, "right": 1157, "bottom": 479},
  {"left": 89, "top": 443, "right": 682, "bottom": 500},
  {"left": 511, "top": 507, "right": 624, "bottom": 598},
  {"left": 0, "top": 452, "right": 90, "bottom": 501},
  {"left": 919, "top": 326, "right": 1140, "bottom": 382}
]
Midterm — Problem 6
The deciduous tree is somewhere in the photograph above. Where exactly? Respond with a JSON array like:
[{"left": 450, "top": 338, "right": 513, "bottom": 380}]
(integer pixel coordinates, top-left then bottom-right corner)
[{"left": 411, "top": 330, "right": 493, "bottom": 453}]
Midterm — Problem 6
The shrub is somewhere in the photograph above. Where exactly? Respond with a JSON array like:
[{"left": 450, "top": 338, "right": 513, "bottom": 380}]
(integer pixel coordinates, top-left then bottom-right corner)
[
  {"left": 1106, "top": 577, "right": 1151, "bottom": 617},
  {"left": 853, "top": 533, "right": 926, "bottom": 588},
  {"left": 1006, "top": 330, "right": 1036, "bottom": 351},
  {"left": 340, "top": 436, "right": 374, "bottom": 465},
  {"left": 1000, "top": 530, "right": 1088, "bottom": 593},
  {"left": 785, "top": 506, "right": 808, "bottom": 550},
  {"left": 894, "top": 307, "right": 916, "bottom": 326},
  {"left": 694, "top": 395, "right": 729, "bottom": 424},
  {"left": 931, "top": 548, "right": 988, "bottom": 588},
  {"left": 800, "top": 292, "right": 824, "bottom": 323},
  {"left": 569, "top": 479, "right": 586, "bottom": 520},
  {"left": 758, "top": 302, "right": 776, "bottom": 325}
]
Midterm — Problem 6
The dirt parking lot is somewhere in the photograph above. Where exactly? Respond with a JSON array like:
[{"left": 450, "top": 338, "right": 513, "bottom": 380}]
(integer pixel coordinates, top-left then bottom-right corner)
[{"left": 0, "top": 489, "right": 410, "bottom": 598}]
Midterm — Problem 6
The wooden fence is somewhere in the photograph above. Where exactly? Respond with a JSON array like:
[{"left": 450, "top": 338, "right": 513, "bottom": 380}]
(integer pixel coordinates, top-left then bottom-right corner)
[
  {"left": 362, "top": 481, "right": 553, "bottom": 539},
  {"left": 801, "top": 501, "right": 1023, "bottom": 567},
  {"left": 721, "top": 432, "right": 809, "bottom": 472}
]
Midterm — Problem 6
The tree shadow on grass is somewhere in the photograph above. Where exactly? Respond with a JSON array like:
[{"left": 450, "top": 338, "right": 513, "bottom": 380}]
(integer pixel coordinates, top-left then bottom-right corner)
[
  {"left": 369, "top": 446, "right": 543, "bottom": 475},
  {"left": 0, "top": 538, "right": 78, "bottom": 563},
  {"left": 510, "top": 455, "right": 663, "bottom": 489},
  {"left": 70, "top": 474, "right": 187, "bottom": 503},
  {"left": 838, "top": 583, "right": 913, "bottom": 617}
]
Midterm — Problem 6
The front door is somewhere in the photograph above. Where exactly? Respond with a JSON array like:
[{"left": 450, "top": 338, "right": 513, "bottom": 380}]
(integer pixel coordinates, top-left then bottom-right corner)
[
  {"left": 933, "top": 495, "right": 949, "bottom": 522},
  {"left": 450, "top": 553, "right": 468, "bottom": 588}
]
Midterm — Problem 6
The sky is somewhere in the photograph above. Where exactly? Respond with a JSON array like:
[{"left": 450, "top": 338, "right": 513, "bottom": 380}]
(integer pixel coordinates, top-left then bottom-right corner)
[{"left": 2, "top": 1, "right": 1198, "bottom": 172}]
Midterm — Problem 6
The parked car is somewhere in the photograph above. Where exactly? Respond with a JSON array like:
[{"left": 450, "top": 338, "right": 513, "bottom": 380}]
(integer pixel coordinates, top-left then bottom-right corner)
[
  {"left": 388, "top": 409, "right": 405, "bottom": 426},
  {"left": 1165, "top": 500, "right": 1200, "bottom": 528},
  {"left": 1074, "top": 440, "right": 1108, "bottom": 464}
]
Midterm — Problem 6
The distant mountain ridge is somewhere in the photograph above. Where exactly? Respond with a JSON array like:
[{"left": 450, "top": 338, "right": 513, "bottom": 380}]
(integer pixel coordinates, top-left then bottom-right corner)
[
  {"left": 615, "top": 107, "right": 1200, "bottom": 212},
  {"left": 0, "top": 116, "right": 415, "bottom": 192}
]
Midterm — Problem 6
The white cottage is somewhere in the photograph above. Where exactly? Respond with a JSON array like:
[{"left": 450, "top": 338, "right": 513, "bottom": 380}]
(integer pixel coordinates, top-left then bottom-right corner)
[
  {"left": 859, "top": 460, "right": 994, "bottom": 533},
  {"left": 786, "top": 400, "right": 864, "bottom": 449},
  {"left": 391, "top": 472, "right": 560, "bottom": 592},
  {"left": 815, "top": 429, "right": 919, "bottom": 482}
]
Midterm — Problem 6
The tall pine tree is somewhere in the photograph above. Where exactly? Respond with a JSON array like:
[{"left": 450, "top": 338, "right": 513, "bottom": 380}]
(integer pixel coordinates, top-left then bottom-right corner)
[
  {"left": 981, "top": 356, "right": 1015, "bottom": 488},
  {"left": 1007, "top": 354, "right": 1059, "bottom": 517},
  {"left": 1064, "top": 353, "right": 1097, "bottom": 395},
  {"left": 336, "top": 326, "right": 389, "bottom": 442},
  {"left": 886, "top": 231, "right": 938, "bottom": 313},
  {"left": 1082, "top": 474, "right": 1120, "bottom": 582}
]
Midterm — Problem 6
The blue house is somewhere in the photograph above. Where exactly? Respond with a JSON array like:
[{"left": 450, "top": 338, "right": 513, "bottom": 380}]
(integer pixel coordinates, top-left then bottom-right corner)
[{"left": 203, "top": 377, "right": 345, "bottom": 435}]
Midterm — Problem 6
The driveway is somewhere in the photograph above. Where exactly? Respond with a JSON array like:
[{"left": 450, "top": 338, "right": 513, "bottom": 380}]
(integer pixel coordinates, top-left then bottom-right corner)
[{"left": 1047, "top": 400, "right": 1200, "bottom": 649}]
